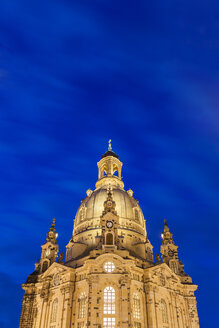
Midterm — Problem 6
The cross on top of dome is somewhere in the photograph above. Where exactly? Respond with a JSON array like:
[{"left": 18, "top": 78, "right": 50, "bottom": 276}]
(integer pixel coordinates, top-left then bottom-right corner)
[
  {"left": 108, "top": 139, "right": 112, "bottom": 151},
  {"left": 101, "top": 139, "right": 119, "bottom": 159}
]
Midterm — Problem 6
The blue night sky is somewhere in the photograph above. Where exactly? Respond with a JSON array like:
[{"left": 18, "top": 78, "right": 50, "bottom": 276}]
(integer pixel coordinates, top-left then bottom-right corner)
[{"left": 0, "top": 0, "right": 218, "bottom": 327}]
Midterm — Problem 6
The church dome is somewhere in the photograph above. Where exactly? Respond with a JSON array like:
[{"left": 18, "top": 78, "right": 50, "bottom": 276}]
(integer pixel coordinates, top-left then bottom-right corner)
[
  {"left": 69, "top": 142, "right": 148, "bottom": 261},
  {"left": 74, "top": 186, "right": 145, "bottom": 229}
]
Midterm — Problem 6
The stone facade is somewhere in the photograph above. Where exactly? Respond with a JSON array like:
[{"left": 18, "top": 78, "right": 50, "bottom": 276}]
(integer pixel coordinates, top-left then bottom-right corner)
[{"left": 19, "top": 144, "right": 199, "bottom": 328}]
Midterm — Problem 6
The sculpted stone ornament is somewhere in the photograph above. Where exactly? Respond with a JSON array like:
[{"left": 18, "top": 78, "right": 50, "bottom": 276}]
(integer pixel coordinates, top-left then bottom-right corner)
[
  {"left": 160, "top": 274, "right": 166, "bottom": 286},
  {"left": 127, "top": 188, "right": 133, "bottom": 197},
  {"left": 58, "top": 252, "right": 64, "bottom": 263},
  {"left": 168, "top": 249, "right": 174, "bottom": 257},
  {"left": 101, "top": 189, "right": 117, "bottom": 216},
  {"left": 155, "top": 253, "right": 161, "bottom": 263},
  {"left": 86, "top": 188, "right": 93, "bottom": 197}
]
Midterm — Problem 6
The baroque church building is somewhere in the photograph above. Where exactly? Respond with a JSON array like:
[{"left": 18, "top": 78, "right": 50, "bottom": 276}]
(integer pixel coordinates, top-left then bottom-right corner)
[{"left": 19, "top": 144, "right": 199, "bottom": 328}]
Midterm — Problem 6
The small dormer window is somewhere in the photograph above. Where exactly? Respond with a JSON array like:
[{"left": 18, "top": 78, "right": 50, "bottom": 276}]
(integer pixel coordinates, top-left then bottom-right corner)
[
  {"left": 79, "top": 206, "right": 86, "bottom": 222},
  {"left": 134, "top": 208, "right": 140, "bottom": 223}
]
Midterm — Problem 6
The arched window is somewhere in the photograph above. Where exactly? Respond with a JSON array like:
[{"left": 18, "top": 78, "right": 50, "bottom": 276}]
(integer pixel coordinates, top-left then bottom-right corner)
[
  {"left": 134, "top": 209, "right": 140, "bottom": 223},
  {"left": 101, "top": 164, "right": 108, "bottom": 177},
  {"left": 50, "top": 298, "right": 58, "bottom": 324},
  {"left": 103, "top": 287, "right": 115, "bottom": 328},
  {"left": 113, "top": 164, "right": 119, "bottom": 177},
  {"left": 78, "top": 293, "right": 86, "bottom": 319},
  {"left": 160, "top": 299, "right": 168, "bottom": 325},
  {"left": 104, "top": 287, "right": 115, "bottom": 314},
  {"left": 106, "top": 233, "right": 113, "bottom": 245},
  {"left": 79, "top": 206, "right": 86, "bottom": 222},
  {"left": 133, "top": 293, "right": 141, "bottom": 320}
]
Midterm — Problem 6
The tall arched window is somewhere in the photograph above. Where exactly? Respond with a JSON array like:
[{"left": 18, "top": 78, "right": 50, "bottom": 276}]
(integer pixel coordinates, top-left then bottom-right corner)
[
  {"left": 133, "top": 293, "right": 141, "bottom": 320},
  {"left": 134, "top": 209, "right": 140, "bottom": 222},
  {"left": 104, "top": 287, "right": 115, "bottom": 314},
  {"left": 50, "top": 298, "right": 58, "bottom": 325},
  {"left": 78, "top": 293, "right": 86, "bottom": 319},
  {"left": 160, "top": 299, "right": 168, "bottom": 325},
  {"left": 103, "top": 287, "right": 115, "bottom": 328},
  {"left": 79, "top": 206, "right": 86, "bottom": 222}
]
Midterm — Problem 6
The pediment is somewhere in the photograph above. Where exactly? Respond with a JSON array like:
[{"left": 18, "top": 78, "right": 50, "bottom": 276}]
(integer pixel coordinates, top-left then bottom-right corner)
[
  {"left": 82, "top": 252, "right": 134, "bottom": 273},
  {"left": 42, "top": 262, "right": 73, "bottom": 278},
  {"left": 101, "top": 211, "right": 118, "bottom": 220},
  {"left": 146, "top": 262, "right": 180, "bottom": 283}
]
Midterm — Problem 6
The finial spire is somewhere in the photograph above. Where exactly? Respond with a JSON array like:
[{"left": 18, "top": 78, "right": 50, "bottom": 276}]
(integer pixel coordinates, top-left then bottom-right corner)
[
  {"left": 36, "top": 218, "right": 59, "bottom": 274},
  {"left": 108, "top": 139, "right": 112, "bottom": 151},
  {"left": 45, "top": 218, "right": 57, "bottom": 243},
  {"left": 50, "top": 218, "right": 56, "bottom": 232},
  {"left": 160, "top": 218, "right": 190, "bottom": 279},
  {"left": 163, "top": 218, "right": 170, "bottom": 233}
]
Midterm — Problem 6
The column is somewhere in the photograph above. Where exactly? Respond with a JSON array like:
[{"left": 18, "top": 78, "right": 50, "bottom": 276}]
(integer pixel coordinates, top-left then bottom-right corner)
[
  {"left": 119, "top": 277, "right": 130, "bottom": 328},
  {"left": 144, "top": 284, "right": 157, "bottom": 328}
]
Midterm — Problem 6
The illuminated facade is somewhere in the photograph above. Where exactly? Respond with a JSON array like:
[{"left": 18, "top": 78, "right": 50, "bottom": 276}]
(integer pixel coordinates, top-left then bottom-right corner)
[{"left": 19, "top": 143, "right": 199, "bottom": 328}]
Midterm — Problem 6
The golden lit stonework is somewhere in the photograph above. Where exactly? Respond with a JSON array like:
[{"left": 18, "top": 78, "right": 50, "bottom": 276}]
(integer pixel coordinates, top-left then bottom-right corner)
[{"left": 19, "top": 144, "right": 199, "bottom": 328}]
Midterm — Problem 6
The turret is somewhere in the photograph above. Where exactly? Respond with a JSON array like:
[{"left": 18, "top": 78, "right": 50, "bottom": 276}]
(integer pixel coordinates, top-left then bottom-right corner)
[
  {"left": 160, "top": 219, "right": 179, "bottom": 274},
  {"left": 160, "top": 219, "right": 192, "bottom": 282},
  {"left": 96, "top": 140, "right": 124, "bottom": 189},
  {"left": 35, "top": 218, "right": 59, "bottom": 273}
]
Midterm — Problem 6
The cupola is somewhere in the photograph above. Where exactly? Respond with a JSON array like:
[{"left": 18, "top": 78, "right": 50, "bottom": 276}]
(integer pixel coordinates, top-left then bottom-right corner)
[{"left": 96, "top": 140, "right": 124, "bottom": 189}]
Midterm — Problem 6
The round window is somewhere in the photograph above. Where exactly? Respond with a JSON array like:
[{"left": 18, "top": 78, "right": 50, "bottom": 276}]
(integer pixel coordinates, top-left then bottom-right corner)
[{"left": 104, "top": 261, "right": 115, "bottom": 273}]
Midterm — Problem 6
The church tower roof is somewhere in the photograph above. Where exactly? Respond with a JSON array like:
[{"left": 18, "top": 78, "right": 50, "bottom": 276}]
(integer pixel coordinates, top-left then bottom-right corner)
[
  {"left": 101, "top": 140, "right": 119, "bottom": 159},
  {"left": 45, "top": 218, "right": 58, "bottom": 244}
]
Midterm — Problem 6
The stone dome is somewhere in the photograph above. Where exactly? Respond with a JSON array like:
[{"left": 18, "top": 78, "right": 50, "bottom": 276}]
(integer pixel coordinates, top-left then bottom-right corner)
[
  {"left": 74, "top": 187, "right": 146, "bottom": 231},
  {"left": 66, "top": 144, "right": 152, "bottom": 263}
]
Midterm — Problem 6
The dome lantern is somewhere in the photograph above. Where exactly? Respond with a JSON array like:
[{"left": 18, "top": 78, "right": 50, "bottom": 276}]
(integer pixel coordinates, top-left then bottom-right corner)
[{"left": 96, "top": 140, "right": 124, "bottom": 189}]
